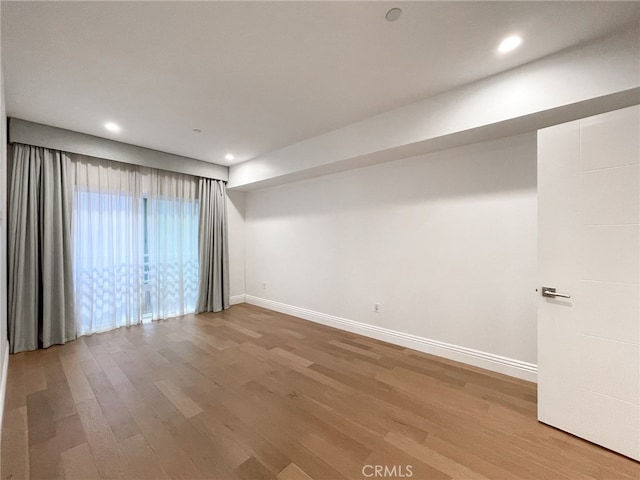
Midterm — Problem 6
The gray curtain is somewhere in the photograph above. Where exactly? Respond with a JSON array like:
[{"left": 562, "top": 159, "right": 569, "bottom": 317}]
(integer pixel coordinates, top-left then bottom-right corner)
[
  {"left": 196, "top": 178, "right": 229, "bottom": 312},
  {"left": 8, "top": 144, "right": 76, "bottom": 353}
]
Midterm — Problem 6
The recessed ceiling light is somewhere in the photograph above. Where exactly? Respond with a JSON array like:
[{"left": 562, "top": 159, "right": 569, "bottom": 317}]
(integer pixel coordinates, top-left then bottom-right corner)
[
  {"left": 498, "top": 35, "right": 522, "bottom": 54},
  {"left": 225, "top": 153, "right": 235, "bottom": 161},
  {"left": 104, "top": 122, "right": 121, "bottom": 132},
  {"left": 192, "top": 128, "right": 201, "bottom": 134},
  {"left": 385, "top": 8, "right": 402, "bottom": 22}
]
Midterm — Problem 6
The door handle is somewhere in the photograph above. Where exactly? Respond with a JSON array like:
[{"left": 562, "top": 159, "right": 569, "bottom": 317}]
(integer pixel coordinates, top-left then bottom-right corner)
[{"left": 542, "top": 286, "right": 571, "bottom": 299}]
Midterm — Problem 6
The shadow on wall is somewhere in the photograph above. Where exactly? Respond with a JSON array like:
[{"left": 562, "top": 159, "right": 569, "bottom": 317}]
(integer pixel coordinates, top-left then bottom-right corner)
[{"left": 245, "top": 133, "right": 537, "bottom": 219}]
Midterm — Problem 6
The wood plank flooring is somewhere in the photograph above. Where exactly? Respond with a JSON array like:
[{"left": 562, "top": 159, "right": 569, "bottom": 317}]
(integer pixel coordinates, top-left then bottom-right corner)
[{"left": 2, "top": 304, "right": 638, "bottom": 479}]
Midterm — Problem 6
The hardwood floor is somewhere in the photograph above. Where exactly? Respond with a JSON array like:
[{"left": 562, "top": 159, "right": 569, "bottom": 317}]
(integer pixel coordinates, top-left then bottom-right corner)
[{"left": 2, "top": 304, "right": 638, "bottom": 480}]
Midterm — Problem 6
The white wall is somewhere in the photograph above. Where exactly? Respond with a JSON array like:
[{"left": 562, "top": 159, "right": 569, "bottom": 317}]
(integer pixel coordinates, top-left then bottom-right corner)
[
  {"left": 227, "top": 190, "right": 245, "bottom": 300},
  {"left": 244, "top": 133, "right": 538, "bottom": 367},
  {"left": 0, "top": 68, "right": 9, "bottom": 425}
]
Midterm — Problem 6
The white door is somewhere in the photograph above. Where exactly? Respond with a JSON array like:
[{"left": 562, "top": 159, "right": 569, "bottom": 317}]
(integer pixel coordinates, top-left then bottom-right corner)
[{"left": 538, "top": 105, "right": 640, "bottom": 461}]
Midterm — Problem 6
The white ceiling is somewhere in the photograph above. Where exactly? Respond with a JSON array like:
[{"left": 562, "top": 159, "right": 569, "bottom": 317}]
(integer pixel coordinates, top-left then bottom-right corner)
[{"left": 2, "top": 1, "right": 639, "bottom": 167}]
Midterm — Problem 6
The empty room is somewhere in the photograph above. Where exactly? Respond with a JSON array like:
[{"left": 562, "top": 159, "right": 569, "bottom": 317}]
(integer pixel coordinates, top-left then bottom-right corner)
[{"left": 0, "top": 1, "right": 639, "bottom": 479}]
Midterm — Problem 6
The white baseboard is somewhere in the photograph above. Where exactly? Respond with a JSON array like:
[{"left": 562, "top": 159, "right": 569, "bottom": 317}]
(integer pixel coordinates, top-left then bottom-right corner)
[
  {"left": 230, "top": 294, "right": 246, "bottom": 306},
  {"left": 0, "top": 342, "right": 9, "bottom": 436},
  {"left": 244, "top": 295, "right": 537, "bottom": 383}
]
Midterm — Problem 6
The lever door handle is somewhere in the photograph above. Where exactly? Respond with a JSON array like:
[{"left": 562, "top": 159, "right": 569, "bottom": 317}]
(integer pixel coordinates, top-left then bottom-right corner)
[{"left": 542, "top": 286, "right": 571, "bottom": 299}]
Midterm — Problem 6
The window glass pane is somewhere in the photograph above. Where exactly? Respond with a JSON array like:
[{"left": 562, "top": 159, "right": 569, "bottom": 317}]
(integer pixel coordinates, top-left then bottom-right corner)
[{"left": 72, "top": 165, "right": 199, "bottom": 335}]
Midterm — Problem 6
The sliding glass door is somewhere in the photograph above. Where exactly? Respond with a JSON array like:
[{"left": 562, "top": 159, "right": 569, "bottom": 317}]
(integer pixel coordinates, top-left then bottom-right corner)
[{"left": 72, "top": 157, "right": 199, "bottom": 335}]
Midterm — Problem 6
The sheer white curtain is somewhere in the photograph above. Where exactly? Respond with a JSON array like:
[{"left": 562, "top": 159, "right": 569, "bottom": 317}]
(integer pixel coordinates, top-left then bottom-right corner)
[
  {"left": 144, "top": 171, "right": 199, "bottom": 319},
  {"left": 72, "top": 155, "right": 199, "bottom": 335}
]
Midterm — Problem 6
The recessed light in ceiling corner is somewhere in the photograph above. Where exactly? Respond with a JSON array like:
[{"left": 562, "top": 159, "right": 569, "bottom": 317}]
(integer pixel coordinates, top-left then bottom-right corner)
[
  {"left": 385, "top": 8, "right": 402, "bottom": 22},
  {"left": 225, "top": 153, "right": 235, "bottom": 161},
  {"left": 192, "top": 128, "right": 201, "bottom": 134},
  {"left": 497, "top": 35, "right": 523, "bottom": 54},
  {"left": 104, "top": 121, "right": 121, "bottom": 133}
]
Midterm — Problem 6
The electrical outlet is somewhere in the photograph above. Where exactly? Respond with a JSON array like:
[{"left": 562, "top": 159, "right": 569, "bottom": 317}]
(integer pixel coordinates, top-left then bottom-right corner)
[
  {"left": 374, "top": 303, "right": 380, "bottom": 313},
  {"left": 262, "top": 282, "right": 267, "bottom": 290}
]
